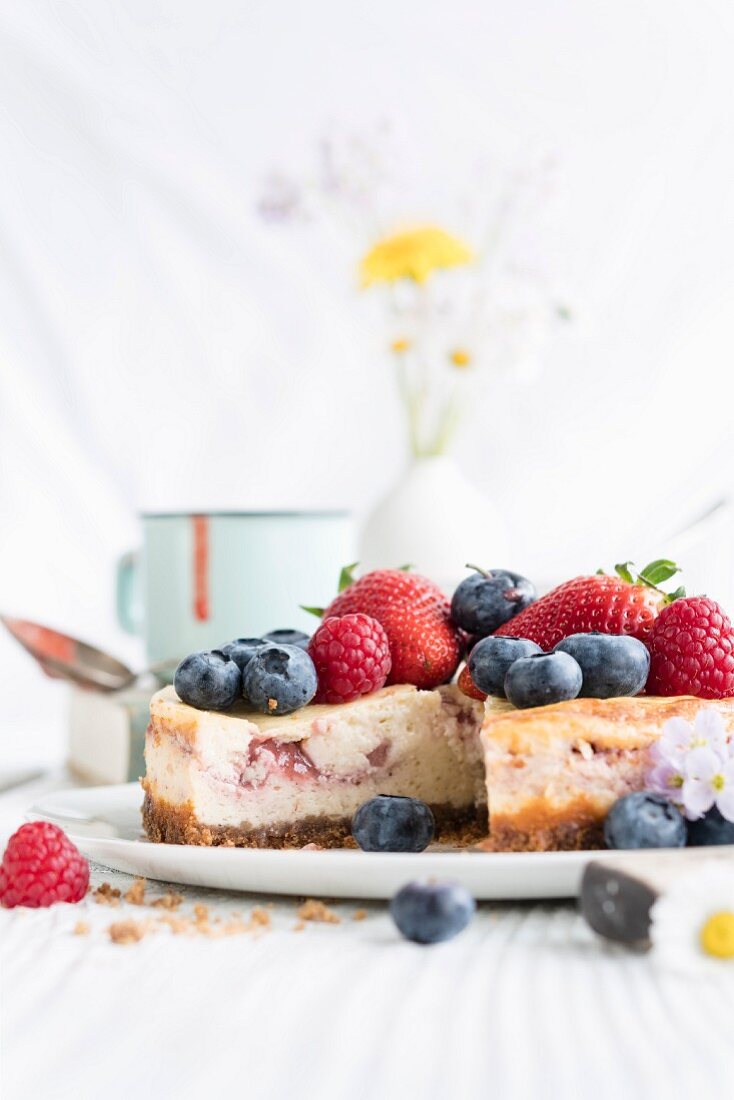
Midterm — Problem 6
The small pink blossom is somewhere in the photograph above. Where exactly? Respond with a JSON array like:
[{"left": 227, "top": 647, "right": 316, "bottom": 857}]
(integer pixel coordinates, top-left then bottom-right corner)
[
  {"left": 658, "top": 710, "right": 728, "bottom": 760},
  {"left": 646, "top": 709, "right": 734, "bottom": 823},
  {"left": 680, "top": 746, "right": 734, "bottom": 821}
]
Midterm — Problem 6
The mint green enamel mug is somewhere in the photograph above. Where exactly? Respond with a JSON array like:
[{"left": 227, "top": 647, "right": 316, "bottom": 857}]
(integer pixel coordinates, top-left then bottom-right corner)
[{"left": 117, "top": 511, "right": 355, "bottom": 663}]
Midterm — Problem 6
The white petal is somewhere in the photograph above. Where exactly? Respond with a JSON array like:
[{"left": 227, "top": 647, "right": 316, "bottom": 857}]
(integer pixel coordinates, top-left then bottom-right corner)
[
  {"left": 716, "top": 788, "right": 734, "bottom": 822},
  {"left": 660, "top": 717, "right": 693, "bottom": 755},
  {"left": 695, "top": 708, "right": 728, "bottom": 751},
  {"left": 685, "top": 746, "right": 721, "bottom": 782},
  {"left": 682, "top": 778, "right": 715, "bottom": 817}
]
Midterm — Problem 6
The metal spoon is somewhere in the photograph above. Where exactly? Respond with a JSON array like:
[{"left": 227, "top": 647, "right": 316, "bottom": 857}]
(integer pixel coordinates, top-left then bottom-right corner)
[{"left": 0, "top": 615, "right": 177, "bottom": 693}]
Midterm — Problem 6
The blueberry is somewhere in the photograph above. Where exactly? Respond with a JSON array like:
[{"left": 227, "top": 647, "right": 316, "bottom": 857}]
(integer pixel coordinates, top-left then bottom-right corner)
[
  {"left": 604, "top": 792, "right": 686, "bottom": 849},
  {"left": 262, "top": 629, "right": 310, "bottom": 651},
  {"left": 554, "top": 632, "right": 650, "bottom": 698},
  {"left": 243, "top": 643, "right": 317, "bottom": 715},
  {"left": 451, "top": 567, "right": 536, "bottom": 637},
  {"left": 686, "top": 807, "right": 734, "bottom": 846},
  {"left": 220, "top": 637, "right": 265, "bottom": 673},
  {"left": 351, "top": 795, "right": 435, "bottom": 853},
  {"left": 504, "top": 651, "right": 582, "bottom": 709},
  {"left": 173, "top": 650, "right": 242, "bottom": 711},
  {"left": 390, "top": 881, "right": 475, "bottom": 944},
  {"left": 468, "top": 636, "right": 543, "bottom": 697}
]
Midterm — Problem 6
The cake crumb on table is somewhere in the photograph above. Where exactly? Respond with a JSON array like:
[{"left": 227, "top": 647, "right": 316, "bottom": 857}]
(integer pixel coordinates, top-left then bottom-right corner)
[
  {"left": 293, "top": 920, "right": 306, "bottom": 932},
  {"left": 250, "top": 907, "right": 271, "bottom": 929},
  {"left": 73, "top": 921, "right": 90, "bottom": 936},
  {"left": 151, "top": 891, "right": 183, "bottom": 910},
  {"left": 92, "top": 883, "right": 121, "bottom": 906},
  {"left": 108, "top": 920, "right": 147, "bottom": 945},
  {"left": 353, "top": 909, "right": 367, "bottom": 921},
  {"left": 297, "top": 899, "right": 341, "bottom": 924},
  {"left": 157, "top": 914, "right": 190, "bottom": 936},
  {"left": 124, "top": 878, "right": 147, "bottom": 905}
]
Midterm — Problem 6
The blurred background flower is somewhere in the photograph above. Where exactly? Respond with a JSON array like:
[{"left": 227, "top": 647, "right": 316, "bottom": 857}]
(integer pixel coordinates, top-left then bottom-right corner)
[{"left": 258, "top": 131, "right": 571, "bottom": 459}]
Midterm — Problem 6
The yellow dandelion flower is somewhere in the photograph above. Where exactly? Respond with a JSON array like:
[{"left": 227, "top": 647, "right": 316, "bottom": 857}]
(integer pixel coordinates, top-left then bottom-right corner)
[
  {"left": 449, "top": 348, "right": 471, "bottom": 368},
  {"left": 391, "top": 338, "right": 411, "bottom": 354},
  {"left": 360, "top": 226, "right": 473, "bottom": 287}
]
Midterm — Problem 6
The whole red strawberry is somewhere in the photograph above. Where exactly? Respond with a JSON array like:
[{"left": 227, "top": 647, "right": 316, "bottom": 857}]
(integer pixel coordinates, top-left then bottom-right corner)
[
  {"left": 309, "top": 614, "right": 392, "bottom": 704},
  {"left": 495, "top": 562, "right": 676, "bottom": 650},
  {"left": 457, "top": 663, "right": 486, "bottom": 702},
  {"left": 646, "top": 596, "right": 734, "bottom": 698},
  {"left": 0, "top": 822, "right": 89, "bottom": 908},
  {"left": 378, "top": 602, "right": 461, "bottom": 689},
  {"left": 322, "top": 567, "right": 450, "bottom": 621}
]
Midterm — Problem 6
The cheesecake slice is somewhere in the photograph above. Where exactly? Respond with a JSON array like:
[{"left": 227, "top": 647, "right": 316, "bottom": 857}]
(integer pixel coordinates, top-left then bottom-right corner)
[
  {"left": 143, "top": 684, "right": 486, "bottom": 848},
  {"left": 480, "top": 695, "right": 734, "bottom": 851}
]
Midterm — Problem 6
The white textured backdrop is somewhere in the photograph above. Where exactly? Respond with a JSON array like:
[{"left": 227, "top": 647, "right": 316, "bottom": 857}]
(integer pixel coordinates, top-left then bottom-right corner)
[{"left": 3, "top": 0, "right": 734, "bottom": 764}]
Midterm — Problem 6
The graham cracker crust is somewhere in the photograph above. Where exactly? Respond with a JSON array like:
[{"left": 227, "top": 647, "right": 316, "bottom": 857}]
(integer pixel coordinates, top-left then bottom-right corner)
[
  {"left": 142, "top": 788, "right": 485, "bottom": 850},
  {"left": 480, "top": 817, "right": 605, "bottom": 853}
]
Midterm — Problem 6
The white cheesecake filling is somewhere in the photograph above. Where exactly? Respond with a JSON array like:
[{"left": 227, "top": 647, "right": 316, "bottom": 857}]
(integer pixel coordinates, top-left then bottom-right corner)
[{"left": 145, "top": 684, "right": 485, "bottom": 829}]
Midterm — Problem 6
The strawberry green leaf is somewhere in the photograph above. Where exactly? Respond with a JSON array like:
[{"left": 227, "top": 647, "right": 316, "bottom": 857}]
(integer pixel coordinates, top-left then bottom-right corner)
[
  {"left": 338, "top": 563, "right": 359, "bottom": 593},
  {"left": 614, "top": 562, "right": 635, "bottom": 584},
  {"left": 667, "top": 585, "right": 686, "bottom": 603},
  {"left": 300, "top": 605, "right": 324, "bottom": 619},
  {"left": 398, "top": 563, "right": 414, "bottom": 572},
  {"left": 639, "top": 559, "right": 681, "bottom": 587}
]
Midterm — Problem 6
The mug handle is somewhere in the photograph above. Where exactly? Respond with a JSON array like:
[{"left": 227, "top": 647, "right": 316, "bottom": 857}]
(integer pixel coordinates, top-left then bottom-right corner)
[{"left": 116, "top": 550, "right": 143, "bottom": 635}]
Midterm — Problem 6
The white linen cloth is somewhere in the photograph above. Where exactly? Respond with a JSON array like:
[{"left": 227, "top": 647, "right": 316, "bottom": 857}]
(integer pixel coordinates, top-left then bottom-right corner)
[{"left": 1, "top": 775, "right": 733, "bottom": 1100}]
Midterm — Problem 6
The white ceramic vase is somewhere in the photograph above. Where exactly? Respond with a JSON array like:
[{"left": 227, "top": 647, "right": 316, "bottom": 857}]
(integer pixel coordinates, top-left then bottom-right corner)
[{"left": 358, "top": 455, "right": 510, "bottom": 594}]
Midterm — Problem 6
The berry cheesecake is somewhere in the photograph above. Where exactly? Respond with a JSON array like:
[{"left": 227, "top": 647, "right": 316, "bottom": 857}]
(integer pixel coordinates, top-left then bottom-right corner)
[
  {"left": 143, "top": 683, "right": 488, "bottom": 847},
  {"left": 142, "top": 562, "right": 734, "bottom": 853}
]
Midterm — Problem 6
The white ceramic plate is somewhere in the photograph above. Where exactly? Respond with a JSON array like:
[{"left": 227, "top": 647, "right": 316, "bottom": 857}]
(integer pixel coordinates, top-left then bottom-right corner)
[{"left": 28, "top": 783, "right": 620, "bottom": 900}]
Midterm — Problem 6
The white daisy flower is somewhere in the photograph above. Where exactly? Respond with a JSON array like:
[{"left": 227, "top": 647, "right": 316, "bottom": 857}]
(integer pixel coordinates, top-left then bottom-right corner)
[{"left": 651, "top": 863, "right": 734, "bottom": 977}]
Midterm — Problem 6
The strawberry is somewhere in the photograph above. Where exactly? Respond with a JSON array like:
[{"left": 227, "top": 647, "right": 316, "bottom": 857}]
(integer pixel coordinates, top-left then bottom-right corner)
[
  {"left": 457, "top": 663, "right": 486, "bottom": 702},
  {"left": 495, "top": 560, "right": 682, "bottom": 651},
  {"left": 309, "top": 566, "right": 461, "bottom": 689},
  {"left": 378, "top": 602, "right": 461, "bottom": 689},
  {"left": 319, "top": 566, "right": 450, "bottom": 621}
]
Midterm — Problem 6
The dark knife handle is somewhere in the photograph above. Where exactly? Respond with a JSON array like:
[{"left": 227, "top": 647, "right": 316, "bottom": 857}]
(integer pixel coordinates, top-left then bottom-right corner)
[
  {"left": 580, "top": 848, "right": 734, "bottom": 945},
  {"left": 580, "top": 861, "right": 657, "bottom": 945}
]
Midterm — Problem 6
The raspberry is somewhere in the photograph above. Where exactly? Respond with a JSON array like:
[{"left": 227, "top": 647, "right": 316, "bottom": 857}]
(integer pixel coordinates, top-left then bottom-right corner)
[
  {"left": 0, "top": 822, "right": 89, "bottom": 908},
  {"left": 457, "top": 663, "right": 486, "bottom": 702},
  {"left": 646, "top": 596, "right": 734, "bottom": 698},
  {"left": 308, "top": 614, "right": 392, "bottom": 704}
]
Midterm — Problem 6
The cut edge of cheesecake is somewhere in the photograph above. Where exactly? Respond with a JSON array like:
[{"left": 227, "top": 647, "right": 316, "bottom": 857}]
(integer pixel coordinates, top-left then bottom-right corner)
[{"left": 143, "top": 683, "right": 492, "bottom": 849}]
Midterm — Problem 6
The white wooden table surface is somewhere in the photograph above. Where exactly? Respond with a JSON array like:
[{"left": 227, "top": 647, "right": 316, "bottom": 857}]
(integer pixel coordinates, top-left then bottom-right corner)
[{"left": 2, "top": 772, "right": 733, "bottom": 1100}]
